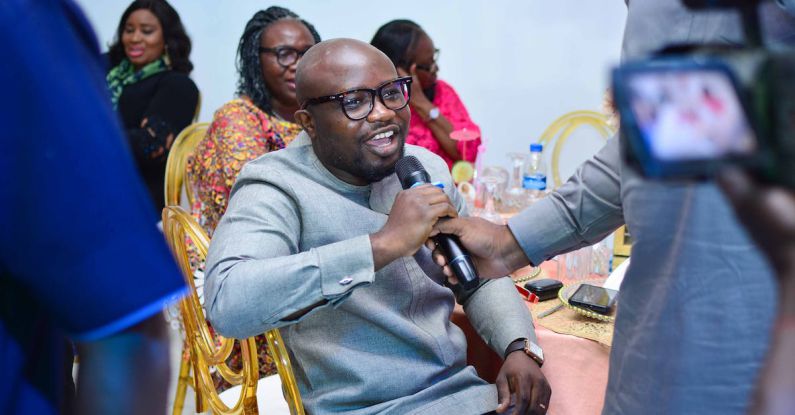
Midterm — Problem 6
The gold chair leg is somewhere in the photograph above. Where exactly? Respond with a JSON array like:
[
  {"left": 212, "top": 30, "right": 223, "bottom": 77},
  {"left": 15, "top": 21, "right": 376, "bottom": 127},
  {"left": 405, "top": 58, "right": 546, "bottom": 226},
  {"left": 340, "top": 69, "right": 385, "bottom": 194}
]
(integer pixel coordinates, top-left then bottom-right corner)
[
  {"left": 242, "top": 395, "right": 259, "bottom": 414},
  {"left": 172, "top": 346, "right": 191, "bottom": 415},
  {"left": 192, "top": 360, "right": 208, "bottom": 413}
]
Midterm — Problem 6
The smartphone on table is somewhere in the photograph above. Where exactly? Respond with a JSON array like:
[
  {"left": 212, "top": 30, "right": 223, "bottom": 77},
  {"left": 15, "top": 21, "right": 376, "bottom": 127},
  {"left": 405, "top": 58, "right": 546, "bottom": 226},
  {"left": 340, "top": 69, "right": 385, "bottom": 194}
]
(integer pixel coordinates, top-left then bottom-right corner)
[{"left": 568, "top": 284, "right": 619, "bottom": 315}]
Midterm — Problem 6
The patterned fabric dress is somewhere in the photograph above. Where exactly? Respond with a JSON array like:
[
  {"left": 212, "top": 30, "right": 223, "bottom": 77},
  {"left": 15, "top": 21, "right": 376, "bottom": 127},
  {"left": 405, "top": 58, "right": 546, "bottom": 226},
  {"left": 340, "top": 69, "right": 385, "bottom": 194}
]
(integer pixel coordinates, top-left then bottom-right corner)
[
  {"left": 186, "top": 97, "right": 301, "bottom": 385},
  {"left": 407, "top": 79, "right": 481, "bottom": 170},
  {"left": 188, "top": 97, "right": 301, "bottom": 233}
]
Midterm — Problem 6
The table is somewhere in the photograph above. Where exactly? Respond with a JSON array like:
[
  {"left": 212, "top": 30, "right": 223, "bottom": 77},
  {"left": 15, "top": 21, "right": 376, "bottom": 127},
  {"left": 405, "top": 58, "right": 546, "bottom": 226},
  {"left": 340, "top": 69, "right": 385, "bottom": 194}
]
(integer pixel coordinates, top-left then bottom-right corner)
[{"left": 451, "top": 264, "right": 612, "bottom": 415}]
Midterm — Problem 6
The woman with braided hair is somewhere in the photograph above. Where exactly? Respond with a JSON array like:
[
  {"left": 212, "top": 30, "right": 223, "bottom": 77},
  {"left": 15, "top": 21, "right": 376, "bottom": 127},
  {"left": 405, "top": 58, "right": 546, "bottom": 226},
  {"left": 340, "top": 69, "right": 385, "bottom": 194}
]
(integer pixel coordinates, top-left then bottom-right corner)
[
  {"left": 186, "top": 6, "right": 320, "bottom": 388},
  {"left": 188, "top": 6, "right": 320, "bottom": 234}
]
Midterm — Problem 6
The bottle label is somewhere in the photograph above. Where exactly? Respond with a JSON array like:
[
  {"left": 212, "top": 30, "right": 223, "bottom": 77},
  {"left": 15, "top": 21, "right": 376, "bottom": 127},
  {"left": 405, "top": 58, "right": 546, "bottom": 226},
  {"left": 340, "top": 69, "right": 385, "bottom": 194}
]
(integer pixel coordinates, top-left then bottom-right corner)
[{"left": 523, "top": 174, "right": 547, "bottom": 191}]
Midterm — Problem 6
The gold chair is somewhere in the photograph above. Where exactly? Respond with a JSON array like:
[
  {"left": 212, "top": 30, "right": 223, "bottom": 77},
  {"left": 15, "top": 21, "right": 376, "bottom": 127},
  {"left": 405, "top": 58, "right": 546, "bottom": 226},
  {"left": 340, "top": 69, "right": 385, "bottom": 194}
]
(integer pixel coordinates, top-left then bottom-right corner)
[
  {"left": 537, "top": 110, "right": 614, "bottom": 188},
  {"left": 164, "top": 122, "right": 210, "bottom": 208},
  {"left": 612, "top": 225, "right": 632, "bottom": 269},
  {"left": 162, "top": 206, "right": 304, "bottom": 415},
  {"left": 194, "top": 92, "right": 202, "bottom": 123}
]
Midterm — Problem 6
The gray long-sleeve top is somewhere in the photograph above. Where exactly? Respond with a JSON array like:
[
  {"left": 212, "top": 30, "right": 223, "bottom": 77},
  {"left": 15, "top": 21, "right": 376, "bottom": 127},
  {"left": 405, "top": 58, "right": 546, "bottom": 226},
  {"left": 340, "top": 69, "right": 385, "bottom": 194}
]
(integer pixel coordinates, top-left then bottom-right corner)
[
  {"left": 504, "top": 3, "right": 794, "bottom": 413},
  {"left": 204, "top": 142, "right": 535, "bottom": 415},
  {"left": 509, "top": 135, "right": 776, "bottom": 415}
]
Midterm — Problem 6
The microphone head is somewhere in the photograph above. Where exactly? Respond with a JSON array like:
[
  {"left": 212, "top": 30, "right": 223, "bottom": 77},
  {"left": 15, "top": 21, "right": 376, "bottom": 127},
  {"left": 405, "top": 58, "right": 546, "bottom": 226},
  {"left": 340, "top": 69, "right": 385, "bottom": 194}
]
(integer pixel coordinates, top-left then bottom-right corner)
[{"left": 395, "top": 155, "right": 431, "bottom": 189}]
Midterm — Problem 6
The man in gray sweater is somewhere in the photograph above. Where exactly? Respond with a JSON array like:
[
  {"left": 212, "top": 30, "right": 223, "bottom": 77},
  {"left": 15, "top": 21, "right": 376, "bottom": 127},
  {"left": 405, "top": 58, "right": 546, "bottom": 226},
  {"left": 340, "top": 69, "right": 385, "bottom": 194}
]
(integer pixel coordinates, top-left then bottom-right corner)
[{"left": 204, "top": 38, "right": 550, "bottom": 415}]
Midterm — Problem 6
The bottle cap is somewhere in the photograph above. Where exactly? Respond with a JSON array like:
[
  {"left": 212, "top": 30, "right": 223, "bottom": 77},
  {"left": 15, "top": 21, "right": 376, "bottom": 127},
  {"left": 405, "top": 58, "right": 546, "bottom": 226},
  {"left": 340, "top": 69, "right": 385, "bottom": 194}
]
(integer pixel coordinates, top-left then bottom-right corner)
[{"left": 530, "top": 143, "right": 543, "bottom": 152}]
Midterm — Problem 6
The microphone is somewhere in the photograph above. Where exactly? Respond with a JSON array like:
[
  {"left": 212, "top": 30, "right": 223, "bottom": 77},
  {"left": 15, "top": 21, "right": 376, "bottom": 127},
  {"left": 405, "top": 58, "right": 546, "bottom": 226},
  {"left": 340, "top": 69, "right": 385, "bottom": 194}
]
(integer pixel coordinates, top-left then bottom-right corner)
[{"left": 395, "top": 156, "right": 480, "bottom": 290}]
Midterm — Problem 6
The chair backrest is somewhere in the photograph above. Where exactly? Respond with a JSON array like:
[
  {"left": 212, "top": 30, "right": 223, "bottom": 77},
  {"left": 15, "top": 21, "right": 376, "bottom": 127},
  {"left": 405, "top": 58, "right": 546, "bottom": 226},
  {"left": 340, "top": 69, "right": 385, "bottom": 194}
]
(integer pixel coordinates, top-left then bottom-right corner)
[
  {"left": 162, "top": 206, "right": 304, "bottom": 415},
  {"left": 612, "top": 225, "right": 632, "bottom": 269},
  {"left": 164, "top": 122, "right": 209, "bottom": 208},
  {"left": 538, "top": 110, "right": 614, "bottom": 189},
  {"left": 193, "top": 92, "right": 202, "bottom": 123}
]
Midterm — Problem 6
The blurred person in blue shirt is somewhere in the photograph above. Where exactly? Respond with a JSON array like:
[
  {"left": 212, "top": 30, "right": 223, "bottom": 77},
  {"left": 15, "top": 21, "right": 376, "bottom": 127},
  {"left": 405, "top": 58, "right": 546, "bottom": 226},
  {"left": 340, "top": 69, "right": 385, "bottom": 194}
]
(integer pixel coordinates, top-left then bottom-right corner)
[{"left": 0, "top": 0, "right": 185, "bottom": 413}]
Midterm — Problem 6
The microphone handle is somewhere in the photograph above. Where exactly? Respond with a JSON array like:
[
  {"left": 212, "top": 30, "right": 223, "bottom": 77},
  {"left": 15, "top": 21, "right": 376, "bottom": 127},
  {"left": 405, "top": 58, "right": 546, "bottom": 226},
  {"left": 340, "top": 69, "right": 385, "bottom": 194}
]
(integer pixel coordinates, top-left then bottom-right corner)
[{"left": 432, "top": 234, "right": 480, "bottom": 290}]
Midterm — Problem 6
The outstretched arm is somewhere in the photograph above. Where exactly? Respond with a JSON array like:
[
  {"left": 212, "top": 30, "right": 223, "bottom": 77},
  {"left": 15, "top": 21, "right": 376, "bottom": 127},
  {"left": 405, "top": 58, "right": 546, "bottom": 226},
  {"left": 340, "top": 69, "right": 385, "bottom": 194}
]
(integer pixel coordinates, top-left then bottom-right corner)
[{"left": 433, "top": 136, "right": 624, "bottom": 279}]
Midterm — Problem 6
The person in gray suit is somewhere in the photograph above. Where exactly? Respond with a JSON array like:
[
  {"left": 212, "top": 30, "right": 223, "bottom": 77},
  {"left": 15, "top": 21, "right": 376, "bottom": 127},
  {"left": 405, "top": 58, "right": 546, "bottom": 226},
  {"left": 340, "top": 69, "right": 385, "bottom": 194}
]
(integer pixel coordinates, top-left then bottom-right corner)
[
  {"left": 203, "top": 38, "right": 550, "bottom": 415},
  {"left": 433, "top": 2, "right": 795, "bottom": 415}
]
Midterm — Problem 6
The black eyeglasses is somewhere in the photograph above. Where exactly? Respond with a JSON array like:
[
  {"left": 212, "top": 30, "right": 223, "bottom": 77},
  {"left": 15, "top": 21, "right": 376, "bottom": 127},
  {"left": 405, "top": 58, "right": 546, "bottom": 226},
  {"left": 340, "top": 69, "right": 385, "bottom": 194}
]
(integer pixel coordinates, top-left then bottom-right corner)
[
  {"left": 258, "top": 46, "right": 311, "bottom": 68},
  {"left": 415, "top": 49, "right": 440, "bottom": 72},
  {"left": 301, "top": 76, "right": 413, "bottom": 121}
]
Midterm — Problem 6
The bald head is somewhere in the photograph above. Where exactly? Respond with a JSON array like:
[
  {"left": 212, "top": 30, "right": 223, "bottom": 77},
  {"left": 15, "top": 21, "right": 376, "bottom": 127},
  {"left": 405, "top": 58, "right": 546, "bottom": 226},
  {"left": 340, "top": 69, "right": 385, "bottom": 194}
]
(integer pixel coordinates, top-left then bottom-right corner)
[{"left": 296, "top": 38, "right": 398, "bottom": 104}]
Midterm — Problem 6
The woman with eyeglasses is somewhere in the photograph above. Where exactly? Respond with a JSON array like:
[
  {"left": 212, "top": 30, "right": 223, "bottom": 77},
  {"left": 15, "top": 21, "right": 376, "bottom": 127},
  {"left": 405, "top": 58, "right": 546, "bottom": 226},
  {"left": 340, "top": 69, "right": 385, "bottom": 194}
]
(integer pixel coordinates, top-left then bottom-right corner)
[
  {"left": 186, "top": 6, "right": 319, "bottom": 389},
  {"left": 371, "top": 20, "right": 481, "bottom": 170},
  {"left": 106, "top": 0, "right": 199, "bottom": 211},
  {"left": 188, "top": 6, "right": 320, "bottom": 234}
]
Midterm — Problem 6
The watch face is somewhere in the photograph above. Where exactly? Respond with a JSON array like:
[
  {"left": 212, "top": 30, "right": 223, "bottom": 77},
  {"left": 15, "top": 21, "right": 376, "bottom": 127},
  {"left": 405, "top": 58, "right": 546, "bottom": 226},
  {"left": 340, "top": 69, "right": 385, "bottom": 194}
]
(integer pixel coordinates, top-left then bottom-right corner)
[
  {"left": 429, "top": 107, "right": 440, "bottom": 120},
  {"left": 527, "top": 341, "right": 544, "bottom": 360}
]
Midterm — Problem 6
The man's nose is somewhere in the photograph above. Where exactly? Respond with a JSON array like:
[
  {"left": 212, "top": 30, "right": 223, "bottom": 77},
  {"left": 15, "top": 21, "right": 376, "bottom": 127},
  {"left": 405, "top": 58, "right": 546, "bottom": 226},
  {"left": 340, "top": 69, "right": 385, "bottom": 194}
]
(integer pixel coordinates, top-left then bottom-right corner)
[{"left": 367, "top": 97, "right": 397, "bottom": 123}]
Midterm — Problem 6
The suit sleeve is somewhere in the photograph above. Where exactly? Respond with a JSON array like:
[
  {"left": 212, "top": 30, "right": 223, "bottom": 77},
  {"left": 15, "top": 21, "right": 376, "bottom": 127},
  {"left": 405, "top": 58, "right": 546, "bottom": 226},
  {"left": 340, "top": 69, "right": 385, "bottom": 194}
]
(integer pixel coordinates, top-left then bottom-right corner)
[{"left": 508, "top": 136, "right": 625, "bottom": 266}]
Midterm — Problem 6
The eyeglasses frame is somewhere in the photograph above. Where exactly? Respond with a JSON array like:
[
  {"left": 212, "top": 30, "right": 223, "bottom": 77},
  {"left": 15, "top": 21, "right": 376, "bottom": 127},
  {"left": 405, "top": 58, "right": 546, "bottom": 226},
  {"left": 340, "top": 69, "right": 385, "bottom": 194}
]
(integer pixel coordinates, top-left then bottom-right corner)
[
  {"left": 415, "top": 48, "right": 440, "bottom": 72},
  {"left": 258, "top": 46, "right": 312, "bottom": 68},
  {"left": 300, "top": 76, "right": 413, "bottom": 121}
]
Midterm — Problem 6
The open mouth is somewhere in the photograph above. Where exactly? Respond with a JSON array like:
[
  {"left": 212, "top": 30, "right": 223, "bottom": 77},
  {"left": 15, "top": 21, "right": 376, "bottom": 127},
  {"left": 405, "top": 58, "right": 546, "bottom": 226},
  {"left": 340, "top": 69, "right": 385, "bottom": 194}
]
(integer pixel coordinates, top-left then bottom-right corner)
[
  {"left": 365, "top": 128, "right": 400, "bottom": 157},
  {"left": 369, "top": 130, "right": 394, "bottom": 146}
]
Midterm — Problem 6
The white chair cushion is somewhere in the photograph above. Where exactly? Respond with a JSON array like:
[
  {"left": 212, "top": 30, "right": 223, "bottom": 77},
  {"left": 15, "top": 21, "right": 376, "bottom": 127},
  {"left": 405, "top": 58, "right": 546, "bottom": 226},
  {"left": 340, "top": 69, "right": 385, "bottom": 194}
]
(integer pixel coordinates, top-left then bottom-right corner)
[{"left": 218, "top": 374, "right": 290, "bottom": 414}]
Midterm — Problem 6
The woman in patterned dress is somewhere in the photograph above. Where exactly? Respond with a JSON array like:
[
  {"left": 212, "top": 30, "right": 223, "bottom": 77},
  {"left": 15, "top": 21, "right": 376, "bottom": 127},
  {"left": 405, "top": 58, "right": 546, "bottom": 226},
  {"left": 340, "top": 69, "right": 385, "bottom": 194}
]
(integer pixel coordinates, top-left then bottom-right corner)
[{"left": 186, "top": 6, "right": 320, "bottom": 387}]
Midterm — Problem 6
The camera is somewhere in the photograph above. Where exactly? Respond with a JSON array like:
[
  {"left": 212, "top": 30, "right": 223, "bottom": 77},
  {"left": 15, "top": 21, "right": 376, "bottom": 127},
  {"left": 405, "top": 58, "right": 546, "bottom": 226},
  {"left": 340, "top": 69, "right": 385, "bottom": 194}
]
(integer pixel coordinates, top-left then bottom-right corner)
[{"left": 612, "top": 0, "right": 795, "bottom": 188}]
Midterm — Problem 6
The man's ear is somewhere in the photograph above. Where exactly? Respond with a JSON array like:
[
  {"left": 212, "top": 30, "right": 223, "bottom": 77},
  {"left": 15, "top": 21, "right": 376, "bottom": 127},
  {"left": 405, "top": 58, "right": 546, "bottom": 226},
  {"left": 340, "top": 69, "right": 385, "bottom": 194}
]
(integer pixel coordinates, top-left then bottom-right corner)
[{"left": 294, "top": 109, "right": 316, "bottom": 139}]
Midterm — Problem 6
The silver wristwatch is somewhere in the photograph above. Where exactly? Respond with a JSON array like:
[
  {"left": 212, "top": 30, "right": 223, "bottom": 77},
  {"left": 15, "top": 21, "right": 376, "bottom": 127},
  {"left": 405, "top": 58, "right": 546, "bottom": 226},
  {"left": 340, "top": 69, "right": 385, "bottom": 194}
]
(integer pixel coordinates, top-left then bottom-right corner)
[{"left": 428, "top": 107, "right": 440, "bottom": 121}]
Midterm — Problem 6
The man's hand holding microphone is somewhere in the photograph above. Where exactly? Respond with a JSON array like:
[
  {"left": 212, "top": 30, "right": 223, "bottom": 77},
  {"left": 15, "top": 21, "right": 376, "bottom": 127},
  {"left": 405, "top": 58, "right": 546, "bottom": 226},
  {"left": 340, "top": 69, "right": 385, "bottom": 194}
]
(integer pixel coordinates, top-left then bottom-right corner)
[{"left": 369, "top": 182, "right": 458, "bottom": 271}]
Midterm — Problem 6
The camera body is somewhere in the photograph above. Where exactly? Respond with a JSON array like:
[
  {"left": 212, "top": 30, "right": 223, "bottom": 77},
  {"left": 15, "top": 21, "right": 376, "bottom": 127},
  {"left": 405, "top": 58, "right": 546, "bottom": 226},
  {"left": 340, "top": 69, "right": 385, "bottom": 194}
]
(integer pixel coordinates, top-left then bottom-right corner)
[{"left": 612, "top": 1, "right": 795, "bottom": 188}]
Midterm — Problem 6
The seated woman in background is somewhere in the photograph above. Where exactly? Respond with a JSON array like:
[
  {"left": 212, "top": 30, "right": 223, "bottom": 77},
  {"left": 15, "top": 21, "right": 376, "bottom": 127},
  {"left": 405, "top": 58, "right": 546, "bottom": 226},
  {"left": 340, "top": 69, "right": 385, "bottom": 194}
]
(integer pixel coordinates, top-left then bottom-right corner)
[
  {"left": 107, "top": 0, "right": 198, "bottom": 211},
  {"left": 371, "top": 19, "right": 481, "bottom": 170},
  {"left": 186, "top": 6, "right": 320, "bottom": 387},
  {"left": 188, "top": 6, "right": 320, "bottom": 234}
]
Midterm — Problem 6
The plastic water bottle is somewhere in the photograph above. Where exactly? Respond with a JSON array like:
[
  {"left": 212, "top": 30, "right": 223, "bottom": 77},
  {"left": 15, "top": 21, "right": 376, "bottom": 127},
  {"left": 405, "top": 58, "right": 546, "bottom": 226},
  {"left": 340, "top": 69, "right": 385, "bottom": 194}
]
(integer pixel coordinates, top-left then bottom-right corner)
[{"left": 522, "top": 143, "right": 547, "bottom": 203}]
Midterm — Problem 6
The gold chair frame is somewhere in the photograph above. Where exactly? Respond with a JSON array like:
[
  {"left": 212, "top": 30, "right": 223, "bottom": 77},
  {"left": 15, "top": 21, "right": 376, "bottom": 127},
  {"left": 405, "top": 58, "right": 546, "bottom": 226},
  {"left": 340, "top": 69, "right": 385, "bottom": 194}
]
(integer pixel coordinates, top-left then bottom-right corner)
[
  {"left": 162, "top": 206, "right": 304, "bottom": 415},
  {"left": 164, "top": 122, "right": 210, "bottom": 208},
  {"left": 612, "top": 225, "right": 632, "bottom": 268},
  {"left": 537, "top": 110, "right": 614, "bottom": 189}
]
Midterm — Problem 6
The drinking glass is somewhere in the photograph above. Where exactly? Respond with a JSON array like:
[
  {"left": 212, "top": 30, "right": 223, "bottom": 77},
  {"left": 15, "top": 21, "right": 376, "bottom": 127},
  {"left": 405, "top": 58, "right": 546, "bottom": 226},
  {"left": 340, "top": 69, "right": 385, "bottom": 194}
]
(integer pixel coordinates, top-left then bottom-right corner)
[
  {"left": 557, "top": 246, "right": 593, "bottom": 281},
  {"left": 502, "top": 152, "right": 527, "bottom": 213},
  {"left": 476, "top": 166, "right": 508, "bottom": 211},
  {"left": 477, "top": 175, "right": 504, "bottom": 224}
]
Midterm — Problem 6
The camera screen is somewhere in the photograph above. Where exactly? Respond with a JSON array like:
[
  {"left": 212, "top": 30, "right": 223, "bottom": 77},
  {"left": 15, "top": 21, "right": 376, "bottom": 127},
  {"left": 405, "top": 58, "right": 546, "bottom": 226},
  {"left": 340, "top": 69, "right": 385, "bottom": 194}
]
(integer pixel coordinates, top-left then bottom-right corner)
[
  {"left": 570, "top": 284, "right": 618, "bottom": 307},
  {"left": 626, "top": 69, "right": 758, "bottom": 161}
]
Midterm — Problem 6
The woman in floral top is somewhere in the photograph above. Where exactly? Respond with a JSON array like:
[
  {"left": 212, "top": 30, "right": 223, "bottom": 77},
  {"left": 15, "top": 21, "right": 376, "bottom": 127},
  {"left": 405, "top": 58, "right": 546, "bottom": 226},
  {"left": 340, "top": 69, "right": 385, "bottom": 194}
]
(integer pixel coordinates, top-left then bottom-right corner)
[{"left": 186, "top": 6, "right": 320, "bottom": 385}]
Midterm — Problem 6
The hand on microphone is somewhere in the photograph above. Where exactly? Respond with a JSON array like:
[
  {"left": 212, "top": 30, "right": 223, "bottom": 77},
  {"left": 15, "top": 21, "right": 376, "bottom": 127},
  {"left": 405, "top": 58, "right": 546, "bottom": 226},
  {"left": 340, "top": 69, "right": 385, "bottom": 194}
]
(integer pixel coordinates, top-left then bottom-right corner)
[
  {"left": 370, "top": 184, "right": 458, "bottom": 271},
  {"left": 428, "top": 216, "right": 531, "bottom": 282}
]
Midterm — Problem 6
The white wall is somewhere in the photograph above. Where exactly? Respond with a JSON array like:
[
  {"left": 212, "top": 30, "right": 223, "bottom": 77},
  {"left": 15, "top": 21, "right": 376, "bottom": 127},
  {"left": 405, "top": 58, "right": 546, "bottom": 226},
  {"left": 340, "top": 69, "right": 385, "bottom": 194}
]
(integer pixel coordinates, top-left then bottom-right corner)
[{"left": 76, "top": 0, "right": 626, "bottom": 180}]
